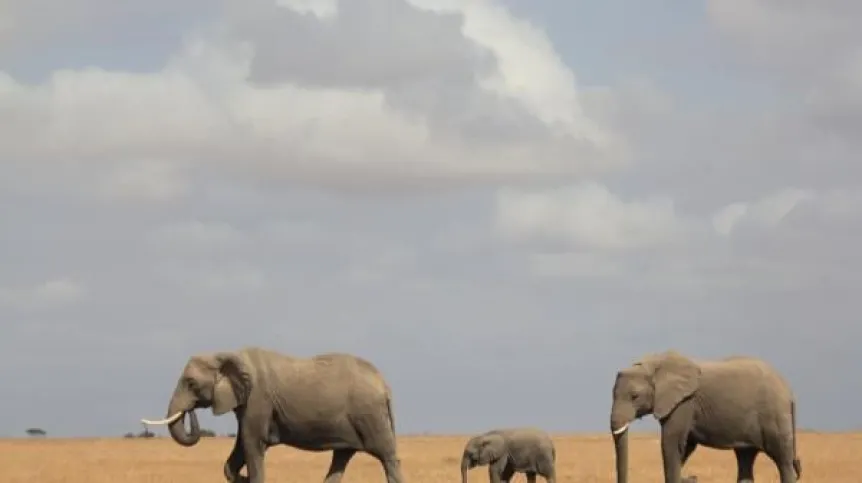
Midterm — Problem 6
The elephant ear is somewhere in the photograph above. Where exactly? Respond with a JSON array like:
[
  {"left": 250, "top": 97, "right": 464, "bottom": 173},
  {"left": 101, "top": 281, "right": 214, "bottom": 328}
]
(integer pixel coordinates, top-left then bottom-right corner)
[
  {"left": 480, "top": 433, "right": 506, "bottom": 463},
  {"left": 212, "top": 352, "right": 252, "bottom": 416},
  {"left": 652, "top": 350, "right": 701, "bottom": 421}
]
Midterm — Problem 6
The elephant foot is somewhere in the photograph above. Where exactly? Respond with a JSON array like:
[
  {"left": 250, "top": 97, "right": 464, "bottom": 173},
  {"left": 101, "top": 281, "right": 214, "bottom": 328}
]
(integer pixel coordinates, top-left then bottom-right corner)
[{"left": 224, "top": 469, "right": 248, "bottom": 483}]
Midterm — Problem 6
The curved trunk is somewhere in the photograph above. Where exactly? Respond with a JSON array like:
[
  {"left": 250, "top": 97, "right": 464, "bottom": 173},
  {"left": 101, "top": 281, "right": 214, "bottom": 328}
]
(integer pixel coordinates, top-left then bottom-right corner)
[
  {"left": 460, "top": 456, "right": 469, "bottom": 483},
  {"left": 612, "top": 429, "right": 629, "bottom": 483},
  {"left": 168, "top": 410, "right": 200, "bottom": 446},
  {"left": 166, "top": 390, "right": 201, "bottom": 447}
]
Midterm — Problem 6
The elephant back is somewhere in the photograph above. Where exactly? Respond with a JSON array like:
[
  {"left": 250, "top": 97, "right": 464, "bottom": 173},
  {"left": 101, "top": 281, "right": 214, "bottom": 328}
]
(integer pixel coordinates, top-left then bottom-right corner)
[{"left": 310, "top": 352, "right": 392, "bottom": 393}]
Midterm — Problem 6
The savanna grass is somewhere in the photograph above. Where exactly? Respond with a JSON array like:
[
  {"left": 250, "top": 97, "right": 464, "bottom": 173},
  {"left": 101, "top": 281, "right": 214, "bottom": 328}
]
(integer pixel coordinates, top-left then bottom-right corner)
[{"left": 1, "top": 431, "right": 858, "bottom": 482}]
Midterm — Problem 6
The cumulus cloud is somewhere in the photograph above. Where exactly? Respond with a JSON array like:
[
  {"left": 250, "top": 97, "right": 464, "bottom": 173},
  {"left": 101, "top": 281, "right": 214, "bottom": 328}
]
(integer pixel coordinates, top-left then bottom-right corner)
[
  {"left": 496, "top": 182, "right": 862, "bottom": 292},
  {"left": 495, "top": 182, "right": 687, "bottom": 251},
  {"left": 0, "top": 0, "right": 626, "bottom": 200}
]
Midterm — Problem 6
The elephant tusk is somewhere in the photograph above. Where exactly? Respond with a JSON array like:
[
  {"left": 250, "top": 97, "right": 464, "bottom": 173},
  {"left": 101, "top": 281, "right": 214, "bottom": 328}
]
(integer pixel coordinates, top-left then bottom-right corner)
[
  {"left": 611, "top": 424, "right": 629, "bottom": 435},
  {"left": 141, "top": 411, "right": 184, "bottom": 426}
]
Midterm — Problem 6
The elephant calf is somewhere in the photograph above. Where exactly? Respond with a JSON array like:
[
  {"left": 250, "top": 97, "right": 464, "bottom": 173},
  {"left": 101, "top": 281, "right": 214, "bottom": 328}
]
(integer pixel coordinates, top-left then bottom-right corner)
[{"left": 461, "top": 427, "right": 556, "bottom": 483}]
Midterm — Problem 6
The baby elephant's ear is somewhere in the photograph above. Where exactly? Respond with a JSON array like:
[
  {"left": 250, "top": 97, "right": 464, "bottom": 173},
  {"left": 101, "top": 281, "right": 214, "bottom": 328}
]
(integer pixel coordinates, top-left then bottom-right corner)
[{"left": 480, "top": 433, "right": 506, "bottom": 462}]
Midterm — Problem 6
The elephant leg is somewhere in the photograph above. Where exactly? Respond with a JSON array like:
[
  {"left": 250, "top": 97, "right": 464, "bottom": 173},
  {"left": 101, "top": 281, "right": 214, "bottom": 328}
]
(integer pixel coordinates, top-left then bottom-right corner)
[
  {"left": 351, "top": 412, "right": 404, "bottom": 483},
  {"left": 734, "top": 447, "right": 758, "bottom": 483},
  {"left": 223, "top": 432, "right": 246, "bottom": 482},
  {"left": 762, "top": 428, "right": 798, "bottom": 483},
  {"left": 539, "top": 462, "right": 556, "bottom": 483},
  {"left": 487, "top": 464, "right": 500, "bottom": 483},
  {"left": 681, "top": 437, "right": 698, "bottom": 464},
  {"left": 777, "top": 461, "right": 798, "bottom": 483},
  {"left": 763, "top": 447, "right": 797, "bottom": 483},
  {"left": 660, "top": 422, "right": 691, "bottom": 483},
  {"left": 526, "top": 471, "right": 537, "bottom": 483},
  {"left": 367, "top": 450, "right": 404, "bottom": 483},
  {"left": 488, "top": 459, "right": 512, "bottom": 483},
  {"left": 241, "top": 431, "right": 267, "bottom": 483},
  {"left": 323, "top": 449, "right": 356, "bottom": 483},
  {"left": 679, "top": 437, "right": 699, "bottom": 482}
]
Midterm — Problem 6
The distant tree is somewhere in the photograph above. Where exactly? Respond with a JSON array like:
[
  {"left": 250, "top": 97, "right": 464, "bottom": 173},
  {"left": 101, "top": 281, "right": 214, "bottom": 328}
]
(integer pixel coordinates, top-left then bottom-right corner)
[
  {"left": 123, "top": 432, "right": 136, "bottom": 438},
  {"left": 200, "top": 428, "right": 217, "bottom": 437},
  {"left": 137, "top": 429, "right": 155, "bottom": 438},
  {"left": 25, "top": 428, "right": 46, "bottom": 437},
  {"left": 226, "top": 432, "right": 237, "bottom": 438}
]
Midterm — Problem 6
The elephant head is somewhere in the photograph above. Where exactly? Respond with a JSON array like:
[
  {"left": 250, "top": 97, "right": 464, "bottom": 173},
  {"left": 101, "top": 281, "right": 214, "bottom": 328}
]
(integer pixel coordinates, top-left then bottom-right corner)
[
  {"left": 610, "top": 350, "right": 701, "bottom": 483},
  {"left": 460, "top": 432, "right": 505, "bottom": 483},
  {"left": 141, "top": 351, "right": 251, "bottom": 447}
]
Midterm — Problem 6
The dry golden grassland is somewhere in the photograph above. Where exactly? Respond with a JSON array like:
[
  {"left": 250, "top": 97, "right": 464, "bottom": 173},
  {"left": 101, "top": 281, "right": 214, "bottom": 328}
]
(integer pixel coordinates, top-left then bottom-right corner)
[{"left": 2, "top": 432, "right": 859, "bottom": 482}]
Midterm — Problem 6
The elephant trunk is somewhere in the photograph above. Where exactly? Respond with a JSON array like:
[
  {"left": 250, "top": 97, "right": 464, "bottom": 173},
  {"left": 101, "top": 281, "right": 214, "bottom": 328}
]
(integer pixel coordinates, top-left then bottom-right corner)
[
  {"left": 168, "top": 410, "right": 200, "bottom": 446},
  {"left": 460, "top": 454, "right": 470, "bottom": 483},
  {"left": 612, "top": 428, "right": 629, "bottom": 483},
  {"left": 166, "top": 390, "right": 200, "bottom": 447},
  {"left": 610, "top": 402, "right": 634, "bottom": 483}
]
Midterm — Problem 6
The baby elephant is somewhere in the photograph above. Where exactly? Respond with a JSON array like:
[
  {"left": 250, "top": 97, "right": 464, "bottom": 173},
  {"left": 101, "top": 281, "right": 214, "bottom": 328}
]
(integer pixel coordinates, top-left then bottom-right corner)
[{"left": 460, "top": 427, "right": 556, "bottom": 483}]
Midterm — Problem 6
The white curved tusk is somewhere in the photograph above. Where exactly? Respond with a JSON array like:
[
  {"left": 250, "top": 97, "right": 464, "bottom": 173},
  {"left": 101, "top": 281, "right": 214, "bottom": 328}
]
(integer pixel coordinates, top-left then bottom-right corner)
[
  {"left": 611, "top": 423, "right": 629, "bottom": 435},
  {"left": 141, "top": 411, "right": 184, "bottom": 426}
]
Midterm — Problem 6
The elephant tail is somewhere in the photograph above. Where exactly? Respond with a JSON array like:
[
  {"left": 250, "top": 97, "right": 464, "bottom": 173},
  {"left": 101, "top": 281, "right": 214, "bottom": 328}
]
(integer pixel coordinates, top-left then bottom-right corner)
[
  {"left": 386, "top": 392, "right": 396, "bottom": 434},
  {"left": 791, "top": 399, "right": 802, "bottom": 479}
]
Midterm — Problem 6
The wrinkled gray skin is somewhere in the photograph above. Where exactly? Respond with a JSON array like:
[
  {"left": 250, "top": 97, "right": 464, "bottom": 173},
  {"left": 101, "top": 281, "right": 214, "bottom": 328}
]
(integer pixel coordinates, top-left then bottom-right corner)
[
  {"left": 152, "top": 347, "right": 405, "bottom": 483},
  {"left": 460, "top": 428, "right": 556, "bottom": 483},
  {"left": 609, "top": 351, "right": 802, "bottom": 483}
]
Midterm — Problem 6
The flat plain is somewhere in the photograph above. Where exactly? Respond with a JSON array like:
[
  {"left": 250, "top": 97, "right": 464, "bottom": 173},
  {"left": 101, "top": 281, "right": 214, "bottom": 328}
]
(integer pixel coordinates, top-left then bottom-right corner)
[{"left": 2, "top": 432, "right": 859, "bottom": 482}]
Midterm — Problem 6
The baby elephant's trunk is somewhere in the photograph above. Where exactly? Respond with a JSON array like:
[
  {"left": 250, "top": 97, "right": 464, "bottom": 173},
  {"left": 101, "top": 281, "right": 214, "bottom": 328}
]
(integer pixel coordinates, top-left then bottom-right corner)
[{"left": 460, "top": 455, "right": 470, "bottom": 483}]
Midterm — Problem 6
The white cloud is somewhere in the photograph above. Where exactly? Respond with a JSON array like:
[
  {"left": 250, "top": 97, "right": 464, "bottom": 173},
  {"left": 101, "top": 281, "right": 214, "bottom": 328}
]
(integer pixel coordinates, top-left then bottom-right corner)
[
  {"left": 410, "top": 0, "right": 614, "bottom": 145},
  {"left": 0, "top": 277, "right": 86, "bottom": 310},
  {"left": 497, "top": 182, "right": 862, "bottom": 291},
  {"left": 495, "top": 182, "right": 686, "bottom": 251},
  {"left": 0, "top": 0, "right": 624, "bottom": 199}
]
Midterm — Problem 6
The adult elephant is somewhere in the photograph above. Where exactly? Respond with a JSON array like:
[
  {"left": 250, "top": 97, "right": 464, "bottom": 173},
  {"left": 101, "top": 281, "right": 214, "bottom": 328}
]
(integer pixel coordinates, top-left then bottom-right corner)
[
  {"left": 609, "top": 350, "right": 802, "bottom": 483},
  {"left": 141, "top": 347, "right": 406, "bottom": 483}
]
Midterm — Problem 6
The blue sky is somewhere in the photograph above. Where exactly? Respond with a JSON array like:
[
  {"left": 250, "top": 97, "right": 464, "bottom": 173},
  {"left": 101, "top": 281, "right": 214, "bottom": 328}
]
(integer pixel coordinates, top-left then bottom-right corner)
[{"left": 1, "top": 0, "right": 861, "bottom": 438}]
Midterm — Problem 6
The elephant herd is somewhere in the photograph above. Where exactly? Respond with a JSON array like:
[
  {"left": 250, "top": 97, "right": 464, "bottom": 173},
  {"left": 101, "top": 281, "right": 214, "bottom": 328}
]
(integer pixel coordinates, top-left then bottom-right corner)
[{"left": 140, "top": 346, "right": 802, "bottom": 483}]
